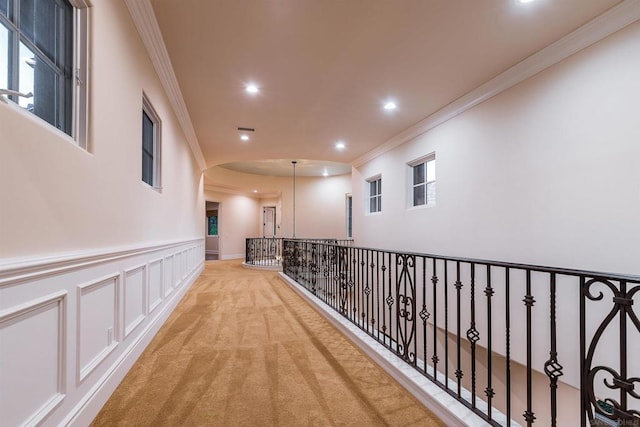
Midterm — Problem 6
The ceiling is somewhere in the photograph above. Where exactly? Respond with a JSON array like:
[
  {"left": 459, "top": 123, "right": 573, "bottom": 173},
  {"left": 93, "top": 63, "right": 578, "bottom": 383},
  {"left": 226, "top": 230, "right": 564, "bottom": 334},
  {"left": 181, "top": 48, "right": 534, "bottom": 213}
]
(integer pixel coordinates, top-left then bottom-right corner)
[{"left": 149, "top": 0, "right": 620, "bottom": 177}]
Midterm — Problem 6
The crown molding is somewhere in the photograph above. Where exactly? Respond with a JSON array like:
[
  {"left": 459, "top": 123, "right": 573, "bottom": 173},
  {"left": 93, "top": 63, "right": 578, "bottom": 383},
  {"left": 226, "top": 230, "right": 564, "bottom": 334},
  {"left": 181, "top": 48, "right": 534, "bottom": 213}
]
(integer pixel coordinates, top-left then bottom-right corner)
[
  {"left": 124, "top": 0, "right": 207, "bottom": 171},
  {"left": 352, "top": 0, "right": 640, "bottom": 168}
]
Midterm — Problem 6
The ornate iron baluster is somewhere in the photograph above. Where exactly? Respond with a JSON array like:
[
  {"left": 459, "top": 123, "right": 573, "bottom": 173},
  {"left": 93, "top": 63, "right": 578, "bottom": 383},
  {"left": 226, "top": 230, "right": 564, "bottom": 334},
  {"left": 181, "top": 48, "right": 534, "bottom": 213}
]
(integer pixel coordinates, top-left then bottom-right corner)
[
  {"left": 444, "top": 259, "right": 449, "bottom": 390},
  {"left": 467, "top": 263, "right": 479, "bottom": 408},
  {"left": 310, "top": 243, "right": 318, "bottom": 295},
  {"left": 396, "top": 253, "right": 416, "bottom": 364},
  {"left": 455, "top": 261, "right": 463, "bottom": 398},
  {"left": 381, "top": 252, "right": 387, "bottom": 343},
  {"left": 420, "top": 257, "right": 429, "bottom": 375},
  {"left": 523, "top": 270, "right": 536, "bottom": 425},
  {"left": 544, "top": 272, "right": 563, "bottom": 427},
  {"left": 369, "top": 252, "right": 377, "bottom": 335},
  {"left": 375, "top": 251, "right": 380, "bottom": 341},
  {"left": 505, "top": 267, "right": 512, "bottom": 426},
  {"left": 485, "top": 266, "right": 495, "bottom": 420},
  {"left": 432, "top": 258, "right": 439, "bottom": 382},
  {"left": 582, "top": 278, "right": 640, "bottom": 424},
  {"left": 364, "top": 250, "right": 373, "bottom": 332}
]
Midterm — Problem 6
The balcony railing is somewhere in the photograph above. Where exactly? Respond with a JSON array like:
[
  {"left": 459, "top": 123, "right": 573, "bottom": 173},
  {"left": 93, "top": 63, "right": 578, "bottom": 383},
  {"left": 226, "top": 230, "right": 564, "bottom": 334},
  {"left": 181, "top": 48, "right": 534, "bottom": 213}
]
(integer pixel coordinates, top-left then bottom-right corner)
[
  {"left": 245, "top": 237, "right": 353, "bottom": 268},
  {"left": 282, "top": 239, "right": 640, "bottom": 427}
]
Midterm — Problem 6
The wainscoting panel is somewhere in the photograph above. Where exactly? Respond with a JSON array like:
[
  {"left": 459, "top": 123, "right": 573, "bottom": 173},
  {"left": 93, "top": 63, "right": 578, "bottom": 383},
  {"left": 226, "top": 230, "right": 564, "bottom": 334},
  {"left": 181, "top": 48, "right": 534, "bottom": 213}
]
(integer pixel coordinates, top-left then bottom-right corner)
[
  {"left": 0, "top": 292, "right": 66, "bottom": 427},
  {"left": 174, "top": 252, "right": 181, "bottom": 286},
  {"left": 164, "top": 255, "right": 174, "bottom": 297},
  {"left": 77, "top": 273, "right": 120, "bottom": 383},
  {"left": 124, "top": 265, "right": 146, "bottom": 338},
  {"left": 148, "top": 258, "right": 163, "bottom": 313},
  {"left": 0, "top": 238, "right": 204, "bottom": 427},
  {"left": 181, "top": 250, "right": 188, "bottom": 280}
]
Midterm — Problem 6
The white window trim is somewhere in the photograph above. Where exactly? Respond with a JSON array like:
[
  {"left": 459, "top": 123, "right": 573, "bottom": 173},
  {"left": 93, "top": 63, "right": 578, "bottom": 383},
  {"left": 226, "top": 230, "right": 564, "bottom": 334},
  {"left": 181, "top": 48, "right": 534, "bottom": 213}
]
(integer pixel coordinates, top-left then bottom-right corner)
[
  {"left": 72, "top": 1, "right": 91, "bottom": 149},
  {"left": 366, "top": 174, "right": 382, "bottom": 215},
  {"left": 345, "top": 193, "right": 353, "bottom": 238},
  {"left": 142, "top": 93, "right": 162, "bottom": 191},
  {"left": 407, "top": 153, "right": 436, "bottom": 209}
]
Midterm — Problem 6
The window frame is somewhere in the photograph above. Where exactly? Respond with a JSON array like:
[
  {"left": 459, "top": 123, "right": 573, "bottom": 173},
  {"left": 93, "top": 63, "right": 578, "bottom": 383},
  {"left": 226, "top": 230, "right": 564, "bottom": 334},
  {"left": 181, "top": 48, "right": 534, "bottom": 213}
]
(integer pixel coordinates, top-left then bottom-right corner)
[
  {"left": 0, "top": 0, "right": 90, "bottom": 148},
  {"left": 345, "top": 194, "right": 352, "bottom": 238},
  {"left": 408, "top": 153, "right": 436, "bottom": 209},
  {"left": 207, "top": 214, "right": 218, "bottom": 236},
  {"left": 366, "top": 175, "right": 382, "bottom": 214},
  {"left": 142, "top": 93, "right": 162, "bottom": 191}
]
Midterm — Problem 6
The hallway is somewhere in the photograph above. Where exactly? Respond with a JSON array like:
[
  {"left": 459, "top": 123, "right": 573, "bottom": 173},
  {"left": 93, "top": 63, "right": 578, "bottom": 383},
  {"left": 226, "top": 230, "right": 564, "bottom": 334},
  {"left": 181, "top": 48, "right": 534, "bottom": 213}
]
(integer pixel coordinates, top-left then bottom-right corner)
[{"left": 93, "top": 261, "right": 443, "bottom": 426}]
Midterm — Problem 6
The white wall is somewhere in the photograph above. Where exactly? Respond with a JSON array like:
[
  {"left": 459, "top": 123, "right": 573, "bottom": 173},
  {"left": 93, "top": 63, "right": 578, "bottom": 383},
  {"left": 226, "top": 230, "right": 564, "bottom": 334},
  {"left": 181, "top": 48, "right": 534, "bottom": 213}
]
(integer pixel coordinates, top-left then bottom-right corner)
[
  {"left": 352, "top": 17, "right": 640, "bottom": 423},
  {"left": 204, "top": 190, "right": 261, "bottom": 259},
  {"left": 354, "top": 19, "right": 640, "bottom": 276},
  {"left": 282, "top": 175, "right": 352, "bottom": 239},
  {"left": 0, "top": 1, "right": 205, "bottom": 425}
]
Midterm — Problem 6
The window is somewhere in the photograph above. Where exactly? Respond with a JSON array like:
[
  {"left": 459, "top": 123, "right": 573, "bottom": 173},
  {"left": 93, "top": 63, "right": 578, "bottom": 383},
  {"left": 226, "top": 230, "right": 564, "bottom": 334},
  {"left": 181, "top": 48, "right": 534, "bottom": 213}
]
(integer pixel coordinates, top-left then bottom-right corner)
[
  {"left": 142, "top": 95, "right": 161, "bottom": 189},
  {"left": 0, "top": 0, "right": 89, "bottom": 145},
  {"left": 410, "top": 154, "right": 436, "bottom": 207},
  {"left": 367, "top": 176, "right": 382, "bottom": 213},
  {"left": 207, "top": 214, "right": 218, "bottom": 236}
]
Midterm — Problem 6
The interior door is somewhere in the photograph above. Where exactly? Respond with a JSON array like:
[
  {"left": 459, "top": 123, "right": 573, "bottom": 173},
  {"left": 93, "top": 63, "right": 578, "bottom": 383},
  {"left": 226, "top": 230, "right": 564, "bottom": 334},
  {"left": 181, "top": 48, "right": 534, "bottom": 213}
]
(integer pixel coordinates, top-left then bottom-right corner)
[{"left": 263, "top": 206, "right": 276, "bottom": 237}]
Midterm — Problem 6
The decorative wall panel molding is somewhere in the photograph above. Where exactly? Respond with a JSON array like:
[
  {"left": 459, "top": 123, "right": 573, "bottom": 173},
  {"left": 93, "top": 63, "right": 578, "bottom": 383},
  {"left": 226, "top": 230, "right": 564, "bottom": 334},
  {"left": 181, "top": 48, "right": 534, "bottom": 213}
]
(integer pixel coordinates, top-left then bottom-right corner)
[
  {"left": 77, "top": 273, "right": 120, "bottom": 383},
  {"left": 0, "top": 291, "right": 67, "bottom": 427},
  {"left": 148, "top": 258, "right": 164, "bottom": 313},
  {"left": 124, "top": 264, "right": 147, "bottom": 339},
  {"left": 164, "top": 255, "right": 174, "bottom": 297},
  {"left": 0, "top": 238, "right": 204, "bottom": 426}
]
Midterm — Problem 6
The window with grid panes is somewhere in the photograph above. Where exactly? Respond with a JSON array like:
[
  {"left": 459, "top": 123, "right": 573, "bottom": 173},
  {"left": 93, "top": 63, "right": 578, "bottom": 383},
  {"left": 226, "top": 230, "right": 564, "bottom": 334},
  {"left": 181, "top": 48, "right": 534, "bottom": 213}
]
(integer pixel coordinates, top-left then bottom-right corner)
[
  {"left": 1, "top": 0, "right": 74, "bottom": 134},
  {"left": 411, "top": 156, "right": 436, "bottom": 207},
  {"left": 142, "top": 95, "right": 161, "bottom": 189},
  {"left": 368, "top": 177, "right": 382, "bottom": 213}
]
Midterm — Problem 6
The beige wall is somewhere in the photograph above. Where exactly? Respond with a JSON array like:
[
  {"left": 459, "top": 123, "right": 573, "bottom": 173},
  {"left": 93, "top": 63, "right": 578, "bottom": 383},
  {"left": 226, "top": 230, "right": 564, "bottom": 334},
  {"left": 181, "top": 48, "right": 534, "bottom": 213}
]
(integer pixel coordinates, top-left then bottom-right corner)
[{"left": 0, "top": 0, "right": 204, "bottom": 260}]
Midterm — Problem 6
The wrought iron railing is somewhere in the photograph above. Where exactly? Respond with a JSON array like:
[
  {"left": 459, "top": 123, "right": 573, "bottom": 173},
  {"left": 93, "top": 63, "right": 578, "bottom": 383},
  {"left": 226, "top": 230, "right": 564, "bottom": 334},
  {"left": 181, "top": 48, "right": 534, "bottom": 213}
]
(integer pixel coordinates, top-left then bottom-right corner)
[
  {"left": 245, "top": 238, "right": 353, "bottom": 268},
  {"left": 282, "top": 239, "right": 640, "bottom": 427},
  {"left": 245, "top": 237, "right": 284, "bottom": 267}
]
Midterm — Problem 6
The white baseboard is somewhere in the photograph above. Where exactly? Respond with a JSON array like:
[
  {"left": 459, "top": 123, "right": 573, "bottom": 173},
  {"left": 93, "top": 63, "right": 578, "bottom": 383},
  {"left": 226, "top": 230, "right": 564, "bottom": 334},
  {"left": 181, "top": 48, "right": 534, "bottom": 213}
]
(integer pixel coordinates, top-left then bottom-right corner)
[{"left": 220, "top": 253, "right": 244, "bottom": 260}]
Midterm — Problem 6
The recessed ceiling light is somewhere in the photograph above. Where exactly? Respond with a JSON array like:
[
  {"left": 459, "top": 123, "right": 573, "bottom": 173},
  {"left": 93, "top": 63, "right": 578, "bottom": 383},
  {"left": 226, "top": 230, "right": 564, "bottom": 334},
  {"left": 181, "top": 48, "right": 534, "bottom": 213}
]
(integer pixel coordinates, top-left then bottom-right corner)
[
  {"left": 240, "top": 135, "right": 249, "bottom": 141},
  {"left": 518, "top": 0, "right": 535, "bottom": 3},
  {"left": 245, "top": 83, "right": 259, "bottom": 94},
  {"left": 335, "top": 141, "right": 346, "bottom": 150},
  {"left": 383, "top": 101, "right": 397, "bottom": 111},
  {"left": 253, "top": 189, "right": 258, "bottom": 193}
]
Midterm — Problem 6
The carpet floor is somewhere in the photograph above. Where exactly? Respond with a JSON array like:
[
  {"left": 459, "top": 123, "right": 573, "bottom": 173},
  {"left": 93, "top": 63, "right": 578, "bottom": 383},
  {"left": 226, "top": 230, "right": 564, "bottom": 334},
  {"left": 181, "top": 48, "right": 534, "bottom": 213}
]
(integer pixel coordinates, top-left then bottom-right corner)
[{"left": 92, "top": 260, "right": 444, "bottom": 426}]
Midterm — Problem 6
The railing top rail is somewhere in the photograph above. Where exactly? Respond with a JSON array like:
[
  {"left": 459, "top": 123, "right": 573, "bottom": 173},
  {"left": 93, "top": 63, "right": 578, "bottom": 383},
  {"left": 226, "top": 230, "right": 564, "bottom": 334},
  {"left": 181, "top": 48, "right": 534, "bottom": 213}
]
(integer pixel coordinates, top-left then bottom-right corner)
[
  {"left": 282, "top": 239, "right": 640, "bottom": 282},
  {"left": 247, "top": 237, "right": 352, "bottom": 241}
]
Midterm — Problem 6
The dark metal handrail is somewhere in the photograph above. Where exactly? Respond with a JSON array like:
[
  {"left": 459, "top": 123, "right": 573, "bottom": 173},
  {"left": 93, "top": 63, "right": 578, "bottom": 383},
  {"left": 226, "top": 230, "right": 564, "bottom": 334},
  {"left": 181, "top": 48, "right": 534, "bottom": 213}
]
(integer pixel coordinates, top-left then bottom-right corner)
[
  {"left": 282, "top": 239, "right": 640, "bottom": 426},
  {"left": 245, "top": 237, "right": 353, "bottom": 268}
]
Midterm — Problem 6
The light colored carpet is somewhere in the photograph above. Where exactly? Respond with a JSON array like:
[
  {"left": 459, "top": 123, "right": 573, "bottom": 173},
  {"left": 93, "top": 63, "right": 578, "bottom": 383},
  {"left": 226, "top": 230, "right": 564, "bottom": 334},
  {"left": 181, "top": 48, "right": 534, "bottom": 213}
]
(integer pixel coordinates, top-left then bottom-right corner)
[{"left": 92, "top": 260, "right": 444, "bottom": 426}]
